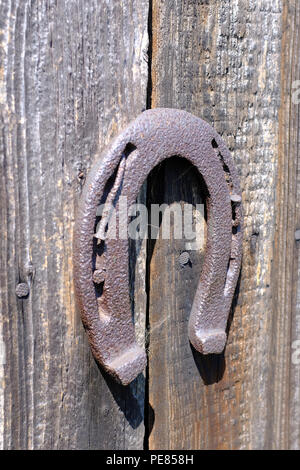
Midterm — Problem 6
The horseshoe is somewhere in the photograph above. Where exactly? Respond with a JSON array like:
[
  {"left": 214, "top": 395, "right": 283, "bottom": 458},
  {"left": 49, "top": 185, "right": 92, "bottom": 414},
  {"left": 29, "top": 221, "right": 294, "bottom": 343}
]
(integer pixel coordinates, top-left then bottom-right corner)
[{"left": 73, "top": 108, "right": 243, "bottom": 385}]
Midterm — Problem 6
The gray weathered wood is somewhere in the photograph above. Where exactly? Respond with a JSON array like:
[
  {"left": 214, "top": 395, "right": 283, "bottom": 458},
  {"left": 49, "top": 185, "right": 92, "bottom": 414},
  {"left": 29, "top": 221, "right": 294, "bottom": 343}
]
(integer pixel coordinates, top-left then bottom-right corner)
[
  {"left": 0, "top": 0, "right": 149, "bottom": 449},
  {"left": 274, "top": 0, "right": 300, "bottom": 450},
  {"left": 1, "top": 0, "right": 300, "bottom": 451},
  {"left": 148, "top": 0, "right": 300, "bottom": 450}
]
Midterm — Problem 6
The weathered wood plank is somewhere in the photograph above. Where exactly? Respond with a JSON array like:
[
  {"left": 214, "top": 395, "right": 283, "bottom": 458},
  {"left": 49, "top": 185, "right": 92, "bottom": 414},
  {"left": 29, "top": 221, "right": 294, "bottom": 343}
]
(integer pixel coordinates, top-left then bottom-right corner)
[
  {"left": 1, "top": 0, "right": 299, "bottom": 451},
  {"left": 147, "top": 157, "right": 207, "bottom": 450},
  {"left": 0, "top": 0, "right": 149, "bottom": 449},
  {"left": 274, "top": 0, "right": 300, "bottom": 450},
  {"left": 148, "top": 0, "right": 299, "bottom": 449}
]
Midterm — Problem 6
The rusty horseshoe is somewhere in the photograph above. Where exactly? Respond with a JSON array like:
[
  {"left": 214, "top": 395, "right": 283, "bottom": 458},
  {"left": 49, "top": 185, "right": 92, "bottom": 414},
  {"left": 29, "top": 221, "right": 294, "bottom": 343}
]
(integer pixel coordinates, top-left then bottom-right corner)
[{"left": 74, "top": 108, "right": 243, "bottom": 385}]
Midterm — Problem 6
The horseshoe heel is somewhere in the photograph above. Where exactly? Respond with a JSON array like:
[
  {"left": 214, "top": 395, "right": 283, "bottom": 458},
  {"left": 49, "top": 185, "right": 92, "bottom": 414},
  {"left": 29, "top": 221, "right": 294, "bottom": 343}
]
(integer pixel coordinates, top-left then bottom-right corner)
[{"left": 73, "top": 108, "right": 243, "bottom": 385}]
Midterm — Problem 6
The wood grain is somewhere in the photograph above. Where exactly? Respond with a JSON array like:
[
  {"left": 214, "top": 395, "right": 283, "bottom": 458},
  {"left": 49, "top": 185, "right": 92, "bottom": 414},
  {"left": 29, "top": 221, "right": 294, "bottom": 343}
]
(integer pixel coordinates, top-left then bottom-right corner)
[
  {"left": 0, "top": 0, "right": 149, "bottom": 449},
  {"left": 1, "top": 0, "right": 300, "bottom": 451},
  {"left": 274, "top": 0, "right": 300, "bottom": 450},
  {"left": 148, "top": 0, "right": 300, "bottom": 449}
]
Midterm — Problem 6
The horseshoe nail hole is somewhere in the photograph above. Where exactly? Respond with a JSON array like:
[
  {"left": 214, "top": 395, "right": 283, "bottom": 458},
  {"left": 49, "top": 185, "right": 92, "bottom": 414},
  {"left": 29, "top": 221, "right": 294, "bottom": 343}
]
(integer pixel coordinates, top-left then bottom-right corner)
[
  {"left": 232, "top": 225, "right": 241, "bottom": 236},
  {"left": 231, "top": 202, "right": 237, "bottom": 221},
  {"left": 96, "top": 240, "right": 105, "bottom": 255},
  {"left": 123, "top": 142, "right": 137, "bottom": 158},
  {"left": 92, "top": 239, "right": 105, "bottom": 270},
  {"left": 94, "top": 280, "right": 104, "bottom": 298},
  {"left": 211, "top": 138, "right": 218, "bottom": 148}
]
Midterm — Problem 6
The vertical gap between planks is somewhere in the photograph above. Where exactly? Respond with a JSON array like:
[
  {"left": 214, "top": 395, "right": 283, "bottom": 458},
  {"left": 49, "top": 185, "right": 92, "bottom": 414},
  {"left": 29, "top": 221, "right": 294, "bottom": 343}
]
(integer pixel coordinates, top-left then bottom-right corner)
[{"left": 143, "top": 0, "right": 153, "bottom": 450}]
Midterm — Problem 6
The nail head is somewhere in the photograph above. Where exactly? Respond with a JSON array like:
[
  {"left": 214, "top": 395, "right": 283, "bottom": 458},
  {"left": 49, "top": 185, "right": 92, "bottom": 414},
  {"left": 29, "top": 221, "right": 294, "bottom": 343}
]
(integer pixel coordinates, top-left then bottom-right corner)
[
  {"left": 230, "top": 194, "right": 242, "bottom": 203},
  {"left": 16, "top": 283, "right": 29, "bottom": 298},
  {"left": 179, "top": 251, "right": 190, "bottom": 266}
]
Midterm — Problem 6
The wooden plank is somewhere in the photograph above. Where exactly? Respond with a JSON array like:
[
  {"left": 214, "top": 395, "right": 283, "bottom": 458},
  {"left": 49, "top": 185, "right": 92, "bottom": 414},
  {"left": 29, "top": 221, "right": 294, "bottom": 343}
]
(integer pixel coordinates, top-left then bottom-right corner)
[
  {"left": 274, "top": 0, "right": 300, "bottom": 450},
  {"left": 148, "top": 0, "right": 299, "bottom": 449},
  {"left": 0, "top": 0, "right": 149, "bottom": 449},
  {"left": 147, "top": 158, "right": 207, "bottom": 449}
]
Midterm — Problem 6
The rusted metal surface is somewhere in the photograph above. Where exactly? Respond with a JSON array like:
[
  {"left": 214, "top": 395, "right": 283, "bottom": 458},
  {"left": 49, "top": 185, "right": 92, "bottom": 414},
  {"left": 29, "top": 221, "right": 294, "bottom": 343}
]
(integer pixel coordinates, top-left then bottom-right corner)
[{"left": 73, "top": 108, "right": 243, "bottom": 385}]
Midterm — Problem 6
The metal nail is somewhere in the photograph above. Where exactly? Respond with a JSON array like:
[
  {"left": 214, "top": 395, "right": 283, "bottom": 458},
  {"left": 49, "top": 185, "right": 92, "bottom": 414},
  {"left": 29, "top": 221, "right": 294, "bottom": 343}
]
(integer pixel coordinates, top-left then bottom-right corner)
[{"left": 16, "top": 283, "right": 29, "bottom": 298}]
